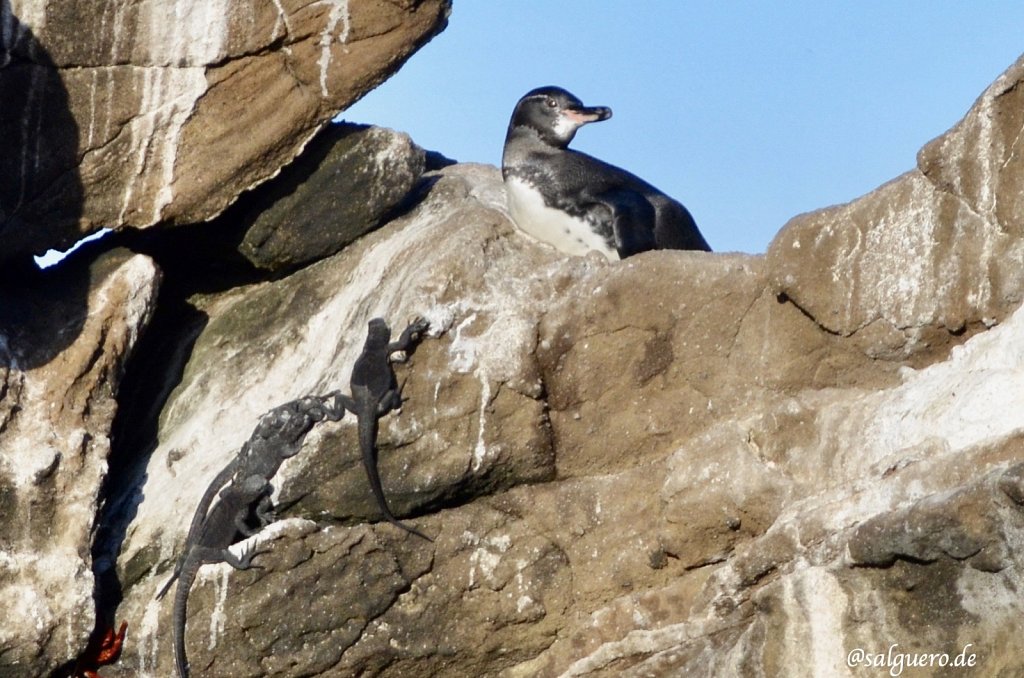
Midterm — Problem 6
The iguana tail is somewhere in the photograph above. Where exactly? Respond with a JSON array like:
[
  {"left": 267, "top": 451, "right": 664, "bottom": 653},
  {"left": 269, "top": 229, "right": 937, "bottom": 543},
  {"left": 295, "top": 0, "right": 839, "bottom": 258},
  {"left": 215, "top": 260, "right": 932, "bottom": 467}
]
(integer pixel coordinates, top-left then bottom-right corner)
[
  {"left": 155, "top": 557, "right": 182, "bottom": 600},
  {"left": 357, "top": 411, "right": 433, "bottom": 542},
  {"left": 172, "top": 554, "right": 201, "bottom": 678}
]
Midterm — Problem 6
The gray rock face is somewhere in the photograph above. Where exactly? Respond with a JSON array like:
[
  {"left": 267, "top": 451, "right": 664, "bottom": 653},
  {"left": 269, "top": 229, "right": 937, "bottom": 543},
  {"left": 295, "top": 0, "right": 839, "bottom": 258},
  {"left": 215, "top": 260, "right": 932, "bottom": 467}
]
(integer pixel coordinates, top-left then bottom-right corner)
[
  {"left": 0, "top": 0, "right": 450, "bottom": 264},
  {"left": 110, "top": 164, "right": 567, "bottom": 675},
  {"left": 0, "top": 251, "right": 159, "bottom": 674},
  {"left": 113, "top": 132, "right": 1024, "bottom": 676},
  {"left": 235, "top": 123, "right": 427, "bottom": 272},
  {"left": 767, "top": 54, "right": 1024, "bottom": 361}
]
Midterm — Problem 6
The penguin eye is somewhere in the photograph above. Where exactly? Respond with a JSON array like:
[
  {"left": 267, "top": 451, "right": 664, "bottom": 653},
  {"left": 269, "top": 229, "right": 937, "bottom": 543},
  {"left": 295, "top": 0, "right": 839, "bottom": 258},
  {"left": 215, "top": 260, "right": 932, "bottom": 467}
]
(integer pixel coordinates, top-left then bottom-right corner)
[{"left": 545, "top": 98, "right": 557, "bottom": 108}]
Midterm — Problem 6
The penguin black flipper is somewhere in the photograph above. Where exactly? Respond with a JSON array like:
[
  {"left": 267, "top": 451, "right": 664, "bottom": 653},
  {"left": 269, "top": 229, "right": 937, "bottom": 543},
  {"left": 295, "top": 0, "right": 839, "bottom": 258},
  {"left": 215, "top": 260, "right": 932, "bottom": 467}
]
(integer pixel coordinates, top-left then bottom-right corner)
[
  {"left": 588, "top": 188, "right": 657, "bottom": 258},
  {"left": 585, "top": 158, "right": 710, "bottom": 253},
  {"left": 650, "top": 195, "right": 710, "bottom": 252}
]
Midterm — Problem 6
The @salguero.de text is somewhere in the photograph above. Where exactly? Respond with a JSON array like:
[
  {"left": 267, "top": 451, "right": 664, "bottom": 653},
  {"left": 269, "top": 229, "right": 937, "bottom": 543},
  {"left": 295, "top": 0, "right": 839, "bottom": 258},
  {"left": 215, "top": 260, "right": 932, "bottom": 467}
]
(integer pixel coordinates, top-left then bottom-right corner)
[{"left": 847, "top": 643, "right": 977, "bottom": 676}]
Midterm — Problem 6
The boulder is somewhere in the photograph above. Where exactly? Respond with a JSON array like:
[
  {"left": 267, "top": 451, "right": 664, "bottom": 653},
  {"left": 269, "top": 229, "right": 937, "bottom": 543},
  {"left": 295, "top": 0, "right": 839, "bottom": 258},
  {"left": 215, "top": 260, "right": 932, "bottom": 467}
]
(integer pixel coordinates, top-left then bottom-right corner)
[
  {"left": 766, "top": 54, "right": 1024, "bottom": 361},
  {"left": 0, "top": 0, "right": 451, "bottom": 264},
  {"left": 234, "top": 123, "right": 426, "bottom": 273},
  {"left": 104, "top": 164, "right": 566, "bottom": 675},
  {"left": 109, "top": 148, "right": 1024, "bottom": 677},
  {"left": 0, "top": 250, "right": 159, "bottom": 674}
]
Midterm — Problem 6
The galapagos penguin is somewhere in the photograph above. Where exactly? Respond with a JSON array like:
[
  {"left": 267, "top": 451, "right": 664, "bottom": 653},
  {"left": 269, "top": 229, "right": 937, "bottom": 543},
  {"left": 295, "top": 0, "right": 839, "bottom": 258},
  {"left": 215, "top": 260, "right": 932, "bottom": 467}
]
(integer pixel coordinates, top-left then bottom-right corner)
[{"left": 502, "top": 86, "right": 710, "bottom": 259}]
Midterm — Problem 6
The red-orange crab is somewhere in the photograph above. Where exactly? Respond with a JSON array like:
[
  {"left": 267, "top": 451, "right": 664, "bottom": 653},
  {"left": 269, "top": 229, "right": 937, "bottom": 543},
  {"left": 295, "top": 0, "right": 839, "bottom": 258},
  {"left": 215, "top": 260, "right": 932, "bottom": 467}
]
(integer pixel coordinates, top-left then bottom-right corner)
[{"left": 73, "top": 620, "right": 127, "bottom": 678}]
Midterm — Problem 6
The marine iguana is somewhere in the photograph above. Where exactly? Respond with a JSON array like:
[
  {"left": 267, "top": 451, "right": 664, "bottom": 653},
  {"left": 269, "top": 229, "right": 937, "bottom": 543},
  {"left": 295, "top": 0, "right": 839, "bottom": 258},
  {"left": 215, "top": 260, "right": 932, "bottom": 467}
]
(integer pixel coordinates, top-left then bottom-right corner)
[
  {"left": 173, "top": 391, "right": 349, "bottom": 580},
  {"left": 156, "top": 393, "right": 347, "bottom": 675},
  {"left": 337, "top": 317, "right": 433, "bottom": 541},
  {"left": 156, "top": 474, "right": 269, "bottom": 678}
]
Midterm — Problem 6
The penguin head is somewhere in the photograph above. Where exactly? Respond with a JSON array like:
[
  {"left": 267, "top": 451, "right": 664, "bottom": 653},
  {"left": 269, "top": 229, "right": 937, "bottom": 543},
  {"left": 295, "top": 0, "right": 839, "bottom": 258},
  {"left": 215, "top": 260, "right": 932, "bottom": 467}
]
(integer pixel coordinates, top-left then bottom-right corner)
[{"left": 508, "top": 86, "right": 612, "bottom": 148}]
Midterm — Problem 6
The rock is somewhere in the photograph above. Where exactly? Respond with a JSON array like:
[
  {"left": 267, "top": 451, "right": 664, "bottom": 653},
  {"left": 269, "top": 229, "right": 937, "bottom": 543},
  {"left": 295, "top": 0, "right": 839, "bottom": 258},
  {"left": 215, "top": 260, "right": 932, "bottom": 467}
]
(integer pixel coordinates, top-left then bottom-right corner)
[
  {"left": 107, "top": 81, "right": 1024, "bottom": 671},
  {"left": 918, "top": 54, "right": 1024, "bottom": 239},
  {"left": 108, "top": 135, "right": 1024, "bottom": 677},
  {"left": 537, "top": 251, "right": 765, "bottom": 478},
  {"left": 0, "top": 250, "right": 159, "bottom": 675},
  {"left": 110, "top": 162, "right": 801, "bottom": 676},
  {"left": 6, "top": 35, "right": 1024, "bottom": 678},
  {"left": 103, "top": 164, "right": 563, "bottom": 674},
  {"left": 0, "top": 5, "right": 82, "bottom": 269},
  {"left": 538, "top": 296, "right": 1024, "bottom": 677},
  {"left": 234, "top": 123, "right": 426, "bottom": 273},
  {"left": 173, "top": 520, "right": 435, "bottom": 677},
  {"left": 0, "top": 0, "right": 451, "bottom": 264},
  {"left": 766, "top": 54, "right": 1024, "bottom": 360},
  {"left": 847, "top": 474, "right": 1013, "bottom": 573}
]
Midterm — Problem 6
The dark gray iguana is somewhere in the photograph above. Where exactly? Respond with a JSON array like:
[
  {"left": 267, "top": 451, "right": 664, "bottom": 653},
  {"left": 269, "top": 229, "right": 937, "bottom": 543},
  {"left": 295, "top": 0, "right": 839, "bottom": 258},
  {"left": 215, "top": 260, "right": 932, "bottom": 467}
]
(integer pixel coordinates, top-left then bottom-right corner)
[
  {"left": 337, "top": 317, "right": 433, "bottom": 541},
  {"left": 156, "top": 473, "right": 269, "bottom": 678},
  {"left": 156, "top": 392, "right": 348, "bottom": 677},
  {"left": 166, "top": 391, "right": 349, "bottom": 586}
]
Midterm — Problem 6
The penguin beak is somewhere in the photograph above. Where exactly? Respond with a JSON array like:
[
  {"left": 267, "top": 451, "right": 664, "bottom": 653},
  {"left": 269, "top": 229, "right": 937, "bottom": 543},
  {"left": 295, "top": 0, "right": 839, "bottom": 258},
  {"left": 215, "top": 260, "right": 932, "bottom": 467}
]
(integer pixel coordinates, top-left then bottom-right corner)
[{"left": 565, "top": 105, "right": 612, "bottom": 125}]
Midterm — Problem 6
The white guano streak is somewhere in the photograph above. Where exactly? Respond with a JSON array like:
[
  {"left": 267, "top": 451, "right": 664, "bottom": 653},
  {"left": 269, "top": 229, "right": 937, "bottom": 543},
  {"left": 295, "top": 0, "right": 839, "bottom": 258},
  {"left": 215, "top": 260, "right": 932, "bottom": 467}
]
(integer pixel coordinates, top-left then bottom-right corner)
[
  {"left": 270, "top": 0, "right": 294, "bottom": 42},
  {"left": 208, "top": 567, "right": 230, "bottom": 650},
  {"left": 315, "top": 0, "right": 351, "bottom": 97},
  {"left": 119, "top": 0, "right": 229, "bottom": 224}
]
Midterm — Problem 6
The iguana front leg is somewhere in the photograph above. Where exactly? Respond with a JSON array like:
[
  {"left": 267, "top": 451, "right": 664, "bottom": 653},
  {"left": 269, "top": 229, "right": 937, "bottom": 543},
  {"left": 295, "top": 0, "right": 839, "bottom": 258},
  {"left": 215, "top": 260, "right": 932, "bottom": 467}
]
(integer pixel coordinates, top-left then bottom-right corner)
[
  {"left": 251, "top": 493, "right": 276, "bottom": 531},
  {"left": 192, "top": 539, "right": 265, "bottom": 571},
  {"left": 336, "top": 392, "right": 359, "bottom": 416},
  {"left": 388, "top": 317, "right": 430, "bottom": 355},
  {"left": 319, "top": 390, "right": 348, "bottom": 421},
  {"left": 225, "top": 475, "right": 273, "bottom": 535}
]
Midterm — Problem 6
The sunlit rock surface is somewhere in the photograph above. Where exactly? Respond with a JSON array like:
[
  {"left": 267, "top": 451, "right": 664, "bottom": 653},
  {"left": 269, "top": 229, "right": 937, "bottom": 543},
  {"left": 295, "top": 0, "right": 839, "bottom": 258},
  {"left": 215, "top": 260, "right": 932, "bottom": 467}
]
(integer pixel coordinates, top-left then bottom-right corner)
[
  {"left": 0, "top": 0, "right": 450, "bottom": 264},
  {"left": 2, "top": 14, "right": 1023, "bottom": 677},
  {"left": 767, "top": 55, "right": 1024, "bottom": 361},
  {"left": 0, "top": 251, "right": 159, "bottom": 672}
]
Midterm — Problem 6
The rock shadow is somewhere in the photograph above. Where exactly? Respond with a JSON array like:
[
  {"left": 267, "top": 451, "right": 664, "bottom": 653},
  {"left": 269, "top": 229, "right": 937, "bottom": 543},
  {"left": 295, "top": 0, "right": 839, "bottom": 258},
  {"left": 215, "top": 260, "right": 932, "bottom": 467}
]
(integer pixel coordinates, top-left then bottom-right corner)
[
  {"left": 0, "top": 0, "right": 87, "bottom": 370},
  {"left": 84, "top": 214, "right": 271, "bottom": 671}
]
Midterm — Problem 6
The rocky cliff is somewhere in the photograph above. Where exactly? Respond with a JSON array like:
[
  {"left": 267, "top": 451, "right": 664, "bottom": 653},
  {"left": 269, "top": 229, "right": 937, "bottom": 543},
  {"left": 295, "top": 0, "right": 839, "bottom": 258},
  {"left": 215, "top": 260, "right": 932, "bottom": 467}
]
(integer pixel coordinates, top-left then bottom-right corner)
[
  {"left": 0, "top": 0, "right": 450, "bottom": 265},
  {"left": 2, "top": 4, "right": 1024, "bottom": 676}
]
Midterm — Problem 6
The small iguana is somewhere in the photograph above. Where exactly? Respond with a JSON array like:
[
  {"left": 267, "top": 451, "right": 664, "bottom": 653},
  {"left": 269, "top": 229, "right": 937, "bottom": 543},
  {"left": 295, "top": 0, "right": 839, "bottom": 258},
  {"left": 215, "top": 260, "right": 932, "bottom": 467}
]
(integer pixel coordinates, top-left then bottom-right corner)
[
  {"left": 156, "top": 474, "right": 269, "bottom": 678},
  {"left": 337, "top": 317, "right": 433, "bottom": 541},
  {"left": 156, "top": 393, "right": 347, "bottom": 676},
  {"left": 172, "top": 392, "right": 349, "bottom": 576}
]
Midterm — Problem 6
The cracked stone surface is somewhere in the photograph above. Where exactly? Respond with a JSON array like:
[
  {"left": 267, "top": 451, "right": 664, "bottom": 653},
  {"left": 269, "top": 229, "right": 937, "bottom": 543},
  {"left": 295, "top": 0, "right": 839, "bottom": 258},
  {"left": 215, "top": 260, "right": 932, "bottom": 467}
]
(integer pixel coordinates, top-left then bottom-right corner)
[
  {"left": 0, "top": 0, "right": 451, "bottom": 265},
  {"left": 766, "top": 53, "right": 1024, "bottom": 361}
]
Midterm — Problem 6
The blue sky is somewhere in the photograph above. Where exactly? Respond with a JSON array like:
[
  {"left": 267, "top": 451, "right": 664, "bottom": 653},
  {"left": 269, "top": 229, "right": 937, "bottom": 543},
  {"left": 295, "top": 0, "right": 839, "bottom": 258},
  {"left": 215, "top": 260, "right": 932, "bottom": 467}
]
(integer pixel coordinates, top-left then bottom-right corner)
[{"left": 343, "top": 3, "right": 1024, "bottom": 254}]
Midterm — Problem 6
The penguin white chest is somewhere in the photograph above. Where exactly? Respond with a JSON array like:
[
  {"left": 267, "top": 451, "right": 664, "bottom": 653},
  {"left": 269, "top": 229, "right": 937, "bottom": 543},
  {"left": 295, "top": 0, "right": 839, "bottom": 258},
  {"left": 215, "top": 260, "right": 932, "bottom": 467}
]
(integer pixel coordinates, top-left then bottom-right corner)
[{"left": 504, "top": 177, "right": 618, "bottom": 261}]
